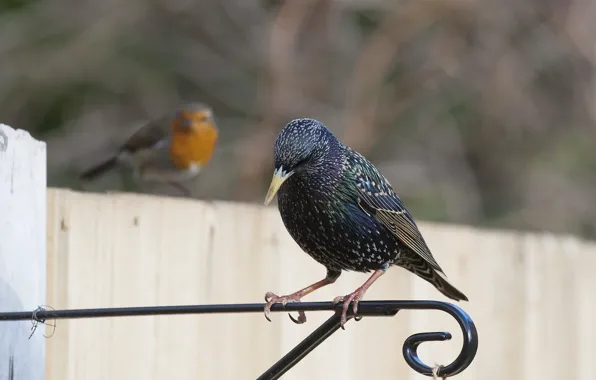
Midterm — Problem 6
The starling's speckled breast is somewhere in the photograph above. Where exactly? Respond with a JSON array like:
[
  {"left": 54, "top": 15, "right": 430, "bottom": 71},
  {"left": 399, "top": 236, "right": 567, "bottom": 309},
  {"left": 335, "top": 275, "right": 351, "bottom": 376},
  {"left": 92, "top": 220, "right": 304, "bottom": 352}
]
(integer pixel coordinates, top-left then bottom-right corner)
[{"left": 276, "top": 143, "right": 403, "bottom": 273}]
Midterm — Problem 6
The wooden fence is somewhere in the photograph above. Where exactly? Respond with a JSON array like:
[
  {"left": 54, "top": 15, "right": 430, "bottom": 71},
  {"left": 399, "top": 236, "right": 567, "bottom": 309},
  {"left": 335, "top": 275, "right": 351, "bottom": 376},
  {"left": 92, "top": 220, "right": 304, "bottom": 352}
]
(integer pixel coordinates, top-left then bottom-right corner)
[
  {"left": 1, "top": 124, "right": 594, "bottom": 379},
  {"left": 45, "top": 188, "right": 596, "bottom": 380}
]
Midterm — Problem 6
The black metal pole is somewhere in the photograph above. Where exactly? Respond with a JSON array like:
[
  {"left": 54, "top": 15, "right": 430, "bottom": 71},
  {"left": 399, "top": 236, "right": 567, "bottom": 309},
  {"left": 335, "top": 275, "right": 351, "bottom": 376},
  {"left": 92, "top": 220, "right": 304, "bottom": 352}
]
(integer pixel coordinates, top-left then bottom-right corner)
[
  {"left": 257, "top": 313, "right": 344, "bottom": 380},
  {"left": 0, "top": 302, "right": 336, "bottom": 321},
  {"left": 0, "top": 300, "right": 478, "bottom": 378}
]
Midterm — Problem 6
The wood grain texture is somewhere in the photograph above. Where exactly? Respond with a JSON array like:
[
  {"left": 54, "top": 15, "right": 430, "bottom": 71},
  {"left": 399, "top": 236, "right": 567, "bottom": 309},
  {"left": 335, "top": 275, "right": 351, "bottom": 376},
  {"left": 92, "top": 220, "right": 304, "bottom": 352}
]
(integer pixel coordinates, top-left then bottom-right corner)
[{"left": 46, "top": 188, "right": 596, "bottom": 380}]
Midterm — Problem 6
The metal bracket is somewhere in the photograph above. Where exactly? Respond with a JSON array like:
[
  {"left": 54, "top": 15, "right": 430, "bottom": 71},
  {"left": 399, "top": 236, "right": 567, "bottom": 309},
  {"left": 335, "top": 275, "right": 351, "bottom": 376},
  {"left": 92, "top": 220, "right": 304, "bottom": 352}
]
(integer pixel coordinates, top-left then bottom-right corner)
[{"left": 0, "top": 300, "right": 478, "bottom": 379}]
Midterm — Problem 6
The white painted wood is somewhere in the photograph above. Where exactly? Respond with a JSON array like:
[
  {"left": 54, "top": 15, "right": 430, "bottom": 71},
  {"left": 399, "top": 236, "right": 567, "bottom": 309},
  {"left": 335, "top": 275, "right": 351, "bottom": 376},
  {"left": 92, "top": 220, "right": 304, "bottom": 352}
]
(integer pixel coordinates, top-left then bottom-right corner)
[{"left": 0, "top": 124, "right": 47, "bottom": 380}]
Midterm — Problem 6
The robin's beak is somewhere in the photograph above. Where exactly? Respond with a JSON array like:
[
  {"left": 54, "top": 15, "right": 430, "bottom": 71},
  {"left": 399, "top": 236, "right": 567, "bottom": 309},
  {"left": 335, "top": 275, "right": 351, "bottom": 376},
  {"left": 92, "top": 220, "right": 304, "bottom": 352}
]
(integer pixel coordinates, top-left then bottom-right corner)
[
  {"left": 264, "top": 166, "right": 294, "bottom": 205},
  {"left": 192, "top": 118, "right": 215, "bottom": 132},
  {"left": 187, "top": 110, "right": 216, "bottom": 132}
]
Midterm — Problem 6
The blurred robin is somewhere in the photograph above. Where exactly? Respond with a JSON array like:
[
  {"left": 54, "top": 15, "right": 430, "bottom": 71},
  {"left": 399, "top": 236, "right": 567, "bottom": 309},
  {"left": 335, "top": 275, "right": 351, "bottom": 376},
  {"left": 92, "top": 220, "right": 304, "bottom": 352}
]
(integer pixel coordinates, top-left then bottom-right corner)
[{"left": 80, "top": 102, "right": 218, "bottom": 195}]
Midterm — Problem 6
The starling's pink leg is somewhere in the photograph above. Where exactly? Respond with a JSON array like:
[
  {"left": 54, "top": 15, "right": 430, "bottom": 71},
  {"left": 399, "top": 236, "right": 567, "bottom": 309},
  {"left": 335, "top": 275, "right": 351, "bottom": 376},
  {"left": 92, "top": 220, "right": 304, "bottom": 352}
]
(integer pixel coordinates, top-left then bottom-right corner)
[
  {"left": 332, "top": 268, "right": 386, "bottom": 329},
  {"left": 264, "top": 271, "right": 340, "bottom": 324}
]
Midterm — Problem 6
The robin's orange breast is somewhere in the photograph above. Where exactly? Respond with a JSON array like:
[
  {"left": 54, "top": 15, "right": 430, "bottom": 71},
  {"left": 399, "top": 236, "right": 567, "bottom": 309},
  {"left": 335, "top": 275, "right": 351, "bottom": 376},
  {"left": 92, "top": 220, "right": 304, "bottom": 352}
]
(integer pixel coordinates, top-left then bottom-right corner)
[{"left": 169, "top": 121, "right": 218, "bottom": 170}]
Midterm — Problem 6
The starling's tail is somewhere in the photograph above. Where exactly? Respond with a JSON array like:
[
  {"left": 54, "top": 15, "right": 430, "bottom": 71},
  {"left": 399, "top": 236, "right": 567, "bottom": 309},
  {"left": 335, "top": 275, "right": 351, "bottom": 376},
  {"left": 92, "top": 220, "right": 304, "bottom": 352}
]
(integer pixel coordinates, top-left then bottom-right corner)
[
  {"left": 431, "top": 270, "right": 468, "bottom": 302},
  {"left": 401, "top": 256, "right": 469, "bottom": 302},
  {"left": 80, "top": 156, "right": 118, "bottom": 181}
]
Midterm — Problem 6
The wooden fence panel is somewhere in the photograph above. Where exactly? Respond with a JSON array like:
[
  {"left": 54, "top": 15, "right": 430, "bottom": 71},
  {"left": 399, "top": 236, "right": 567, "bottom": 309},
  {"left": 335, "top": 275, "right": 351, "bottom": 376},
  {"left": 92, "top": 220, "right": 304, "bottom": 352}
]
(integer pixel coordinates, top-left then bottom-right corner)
[{"left": 46, "top": 189, "right": 596, "bottom": 380}]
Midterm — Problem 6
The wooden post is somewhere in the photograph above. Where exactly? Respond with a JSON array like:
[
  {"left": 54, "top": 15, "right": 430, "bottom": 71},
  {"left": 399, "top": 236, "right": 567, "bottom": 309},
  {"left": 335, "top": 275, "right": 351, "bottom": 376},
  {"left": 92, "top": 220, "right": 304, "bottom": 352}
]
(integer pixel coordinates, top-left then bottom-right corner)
[{"left": 0, "top": 124, "right": 46, "bottom": 379}]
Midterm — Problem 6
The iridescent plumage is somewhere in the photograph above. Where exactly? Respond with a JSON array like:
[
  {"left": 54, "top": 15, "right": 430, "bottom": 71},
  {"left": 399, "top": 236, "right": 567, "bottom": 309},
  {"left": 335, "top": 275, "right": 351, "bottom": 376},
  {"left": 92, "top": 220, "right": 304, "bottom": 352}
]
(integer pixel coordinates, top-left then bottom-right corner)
[{"left": 263, "top": 118, "right": 468, "bottom": 328}]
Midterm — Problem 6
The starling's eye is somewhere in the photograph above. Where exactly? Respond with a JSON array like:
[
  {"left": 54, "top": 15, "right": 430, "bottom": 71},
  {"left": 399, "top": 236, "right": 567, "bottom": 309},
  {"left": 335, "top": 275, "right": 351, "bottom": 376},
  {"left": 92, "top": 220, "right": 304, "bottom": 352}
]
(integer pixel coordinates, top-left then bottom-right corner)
[{"left": 293, "top": 157, "right": 310, "bottom": 171}]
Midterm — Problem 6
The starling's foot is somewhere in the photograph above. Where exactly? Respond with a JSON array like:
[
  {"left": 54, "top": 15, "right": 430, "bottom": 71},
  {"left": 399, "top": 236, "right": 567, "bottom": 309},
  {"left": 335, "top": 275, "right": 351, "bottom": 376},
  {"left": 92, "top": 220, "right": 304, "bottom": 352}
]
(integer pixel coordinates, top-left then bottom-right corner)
[
  {"left": 331, "top": 268, "right": 386, "bottom": 329},
  {"left": 264, "top": 292, "right": 307, "bottom": 324},
  {"left": 332, "top": 287, "right": 368, "bottom": 329}
]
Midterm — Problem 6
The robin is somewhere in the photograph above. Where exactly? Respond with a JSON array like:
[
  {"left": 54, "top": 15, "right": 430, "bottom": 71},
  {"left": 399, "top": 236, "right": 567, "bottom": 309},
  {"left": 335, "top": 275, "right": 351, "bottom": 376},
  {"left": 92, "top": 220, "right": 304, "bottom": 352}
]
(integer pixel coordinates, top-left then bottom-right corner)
[{"left": 80, "top": 102, "right": 218, "bottom": 196}]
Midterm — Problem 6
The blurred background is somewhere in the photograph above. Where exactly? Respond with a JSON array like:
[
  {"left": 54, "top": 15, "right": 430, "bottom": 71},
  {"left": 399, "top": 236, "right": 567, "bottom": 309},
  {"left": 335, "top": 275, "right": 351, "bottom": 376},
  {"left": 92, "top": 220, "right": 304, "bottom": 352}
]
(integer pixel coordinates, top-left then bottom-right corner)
[{"left": 1, "top": 0, "right": 595, "bottom": 239}]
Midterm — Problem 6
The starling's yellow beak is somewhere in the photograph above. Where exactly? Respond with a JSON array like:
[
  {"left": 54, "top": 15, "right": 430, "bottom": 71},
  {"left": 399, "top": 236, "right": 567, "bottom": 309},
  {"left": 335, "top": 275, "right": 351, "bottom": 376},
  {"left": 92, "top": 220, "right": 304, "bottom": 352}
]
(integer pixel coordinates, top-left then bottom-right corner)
[{"left": 264, "top": 166, "right": 294, "bottom": 205}]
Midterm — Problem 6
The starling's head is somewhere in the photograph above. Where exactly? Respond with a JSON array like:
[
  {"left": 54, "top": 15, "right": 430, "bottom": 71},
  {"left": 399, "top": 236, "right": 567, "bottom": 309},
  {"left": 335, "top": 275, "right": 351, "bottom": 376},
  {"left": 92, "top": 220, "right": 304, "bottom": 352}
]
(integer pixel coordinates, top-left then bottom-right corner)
[{"left": 264, "top": 118, "right": 337, "bottom": 205}]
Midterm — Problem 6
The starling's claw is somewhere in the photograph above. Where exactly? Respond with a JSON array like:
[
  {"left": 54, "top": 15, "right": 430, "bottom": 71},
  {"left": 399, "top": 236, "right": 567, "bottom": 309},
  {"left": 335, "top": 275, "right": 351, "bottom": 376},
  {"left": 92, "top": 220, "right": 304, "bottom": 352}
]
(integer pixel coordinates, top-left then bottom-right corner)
[
  {"left": 332, "top": 295, "right": 350, "bottom": 329},
  {"left": 288, "top": 311, "right": 307, "bottom": 324},
  {"left": 332, "top": 287, "right": 367, "bottom": 329},
  {"left": 264, "top": 292, "right": 273, "bottom": 303},
  {"left": 263, "top": 291, "right": 303, "bottom": 323}
]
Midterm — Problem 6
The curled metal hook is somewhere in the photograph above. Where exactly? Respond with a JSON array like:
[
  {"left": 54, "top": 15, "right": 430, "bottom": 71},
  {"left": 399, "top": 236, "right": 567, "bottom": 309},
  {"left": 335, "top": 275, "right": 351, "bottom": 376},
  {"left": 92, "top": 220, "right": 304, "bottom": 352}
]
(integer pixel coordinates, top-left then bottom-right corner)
[
  {"left": 399, "top": 302, "right": 478, "bottom": 377},
  {"left": 262, "top": 300, "right": 478, "bottom": 379}
]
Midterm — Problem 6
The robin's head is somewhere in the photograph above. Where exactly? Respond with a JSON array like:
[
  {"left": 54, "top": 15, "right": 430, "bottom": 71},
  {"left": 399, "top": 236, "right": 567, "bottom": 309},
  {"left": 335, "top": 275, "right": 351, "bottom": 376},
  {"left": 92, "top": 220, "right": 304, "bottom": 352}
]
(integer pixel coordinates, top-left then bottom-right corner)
[
  {"left": 264, "top": 118, "right": 339, "bottom": 205},
  {"left": 172, "top": 103, "right": 218, "bottom": 140},
  {"left": 168, "top": 102, "right": 219, "bottom": 169}
]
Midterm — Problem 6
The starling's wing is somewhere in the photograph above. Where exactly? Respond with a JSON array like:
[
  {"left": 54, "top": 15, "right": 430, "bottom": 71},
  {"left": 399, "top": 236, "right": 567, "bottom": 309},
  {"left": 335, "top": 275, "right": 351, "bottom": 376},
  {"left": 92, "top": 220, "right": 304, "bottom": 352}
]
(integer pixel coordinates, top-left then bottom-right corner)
[
  {"left": 120, "top": 116, "right": 170, "bottom": 154},
  {"left": 350, "top": 155, "right": 445, "bottom": 274}
]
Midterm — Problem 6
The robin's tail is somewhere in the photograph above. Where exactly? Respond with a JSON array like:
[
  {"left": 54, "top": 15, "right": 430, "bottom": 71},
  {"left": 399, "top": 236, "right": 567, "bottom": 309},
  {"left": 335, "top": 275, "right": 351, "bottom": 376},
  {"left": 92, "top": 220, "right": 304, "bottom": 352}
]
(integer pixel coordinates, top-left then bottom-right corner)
[
  {"left": 80, "top": 156, "right": 118, "bottom": 181},
  {"left": 401, "top": 256, "right": 469, "bottom": 302}
]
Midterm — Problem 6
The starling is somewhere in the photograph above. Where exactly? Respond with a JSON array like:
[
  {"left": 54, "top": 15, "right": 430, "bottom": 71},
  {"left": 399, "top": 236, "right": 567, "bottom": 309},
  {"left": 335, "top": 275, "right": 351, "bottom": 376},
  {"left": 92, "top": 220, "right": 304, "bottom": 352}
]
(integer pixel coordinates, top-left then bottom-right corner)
[{"left": 263, "top": 118, "right": 468, "bottom": 328}]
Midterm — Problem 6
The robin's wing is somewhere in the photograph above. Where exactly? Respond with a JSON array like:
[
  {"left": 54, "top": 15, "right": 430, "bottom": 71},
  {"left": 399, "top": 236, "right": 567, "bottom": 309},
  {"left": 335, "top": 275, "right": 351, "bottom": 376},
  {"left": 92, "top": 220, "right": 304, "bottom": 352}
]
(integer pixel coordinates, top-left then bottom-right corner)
[
  {"left": 120, "top": 116, "right": 170, "bottom": 154},
  {"left": 349, "top": 152, "right": 445, "bottom": 274}
]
